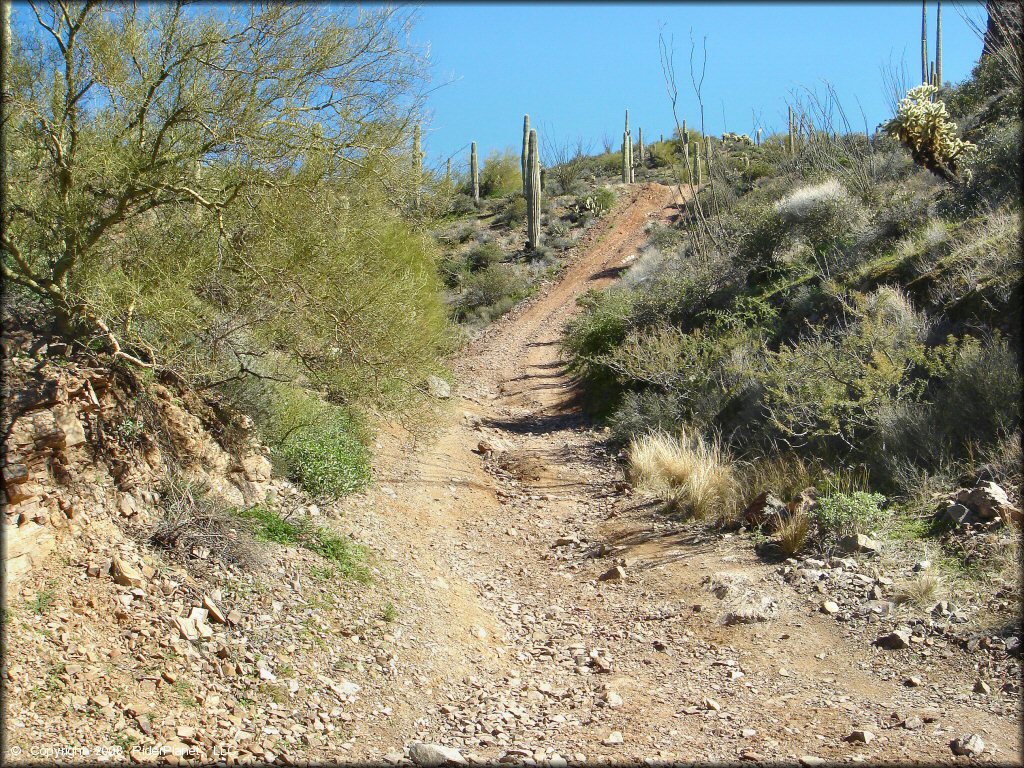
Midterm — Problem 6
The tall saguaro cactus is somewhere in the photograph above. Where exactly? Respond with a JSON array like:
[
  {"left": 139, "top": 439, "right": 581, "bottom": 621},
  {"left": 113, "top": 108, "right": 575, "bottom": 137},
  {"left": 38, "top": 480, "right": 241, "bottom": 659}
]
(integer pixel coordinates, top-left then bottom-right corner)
[
  {"left": 412, "top": 124, "right": 423, "bottom": 210},
  {"left": 935, "top": 0, "right": 943, "bottom": 87},
  {"left": 637, "top": 127, "right": 644, "bottom": 170},
  {"left": 921, "top": 0, "right": 929, "bottom": 83},
  {"left": 526, "top": 129, "right": 541, "bottom": 250},
  {"left": 521, "top": 114, "right": 530, "bottom": 195},
  {"left": 471, "top": 142, "right": 479, "bottom": 204}
]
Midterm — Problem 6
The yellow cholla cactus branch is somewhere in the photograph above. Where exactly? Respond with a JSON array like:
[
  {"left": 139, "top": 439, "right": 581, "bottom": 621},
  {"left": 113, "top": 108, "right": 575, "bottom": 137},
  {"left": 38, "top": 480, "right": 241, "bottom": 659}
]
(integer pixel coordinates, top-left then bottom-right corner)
[{"left": 883, "top": 84, "right": 976, "bottom": 182}]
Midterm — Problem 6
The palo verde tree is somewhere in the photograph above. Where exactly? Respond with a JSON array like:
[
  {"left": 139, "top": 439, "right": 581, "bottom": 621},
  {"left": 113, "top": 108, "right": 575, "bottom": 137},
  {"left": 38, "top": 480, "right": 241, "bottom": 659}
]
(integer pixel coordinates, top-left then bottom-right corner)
[{"left": 2, "top": 2, "right": 443, "bottom": 395}]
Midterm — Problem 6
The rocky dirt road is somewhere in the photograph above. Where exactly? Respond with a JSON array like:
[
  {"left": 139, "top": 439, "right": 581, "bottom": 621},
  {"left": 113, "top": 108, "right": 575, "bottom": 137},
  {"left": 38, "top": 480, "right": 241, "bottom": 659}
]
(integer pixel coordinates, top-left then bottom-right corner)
[{"left": 338, "top": 183, "right": 1022, "bottom": 765}]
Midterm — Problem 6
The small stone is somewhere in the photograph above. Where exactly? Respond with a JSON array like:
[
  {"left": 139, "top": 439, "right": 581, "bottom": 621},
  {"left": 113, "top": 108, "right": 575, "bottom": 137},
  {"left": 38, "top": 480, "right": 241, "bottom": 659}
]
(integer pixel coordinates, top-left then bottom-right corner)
[
  {"left": 950, "top": 734, "right": 984, "bottom": 757},
  {"left": 111, "top": 555, "right": 146, "bottom": 588},
  {"left": 904, "top": 676, "right": 922, "bottom": 687},
  {"left": 799, "top": 758, "right": 826, "bottom": 767},
  {"left": 972, "top": 680, "right": 991, "bottom": 695},
  {"left": 598, "top": 565, "right": 626, "bottom": 582},
  {"left": 839, "top": 533, "right": 879, "bottom": 554},
  {"left": 408, "top": 743, "right": 466, "bottom": 765},
  {"left": 604, "top": 691, "right": 623, "bottom": 708},
  {"left": 845, "top": 729, "right": 874, "bottom": 745},
  {"left": 902, "top": 716, "right": 923, "bottom": 730},
  {"left": 203, "top": 595, "right": 227, "bottom": 624},
  {"left": 874, "top": 628, "right": 911, "bottom": 650},
  {"left": 426, "top": 375, "right": 451, "bottom": 400},
  {"left": 174, "top": 616, "right": 199, "bottom": 642},
  {"left": 602, "top": 731, "right": 624, "bottom": 746},
  {"left": 701, "top": 697, "right": 721, "bottom": 712},
  {"left": 820, "top": 600, "right": 840, "bottom": 615},
  {"left": 913, "top": 560, "right": 932, "bottom": 572}
]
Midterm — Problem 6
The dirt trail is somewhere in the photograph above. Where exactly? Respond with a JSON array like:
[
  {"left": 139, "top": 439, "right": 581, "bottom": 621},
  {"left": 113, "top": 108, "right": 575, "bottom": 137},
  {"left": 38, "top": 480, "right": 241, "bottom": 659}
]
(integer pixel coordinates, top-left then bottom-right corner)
[{"left": 341, "top": 183, "right": 1020, "bottom": 764}]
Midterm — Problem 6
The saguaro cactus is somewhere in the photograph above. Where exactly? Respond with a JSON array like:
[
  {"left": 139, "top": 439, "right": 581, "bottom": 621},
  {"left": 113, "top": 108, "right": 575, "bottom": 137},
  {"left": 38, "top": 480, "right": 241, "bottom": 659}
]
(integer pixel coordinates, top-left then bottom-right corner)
[
  {"left": 471, "top": 142, "right": 479, "bottom": 204},
  {"left": 412, "top": 124, "right": 423, "bottom": 209},
  {"left": 526, "top": 129, "right": 541, "bottom": 250},
  {"left": 623, "top": 110, "right": 634, "bottom": 182},
  {"left": 521, "top": 114, "right": 530, "bottom": 195},
  {"left": 637, "top": 127, "right": 644, "bottom": 169},
  {"left": 921, "top": 0, "right": 929, "bottom": 83},
  {"left": 935, "top": 0, "right": 943, "bottom": 86},
  {"left": 756, "top": 127, "right": 762, "bottom": 146}
]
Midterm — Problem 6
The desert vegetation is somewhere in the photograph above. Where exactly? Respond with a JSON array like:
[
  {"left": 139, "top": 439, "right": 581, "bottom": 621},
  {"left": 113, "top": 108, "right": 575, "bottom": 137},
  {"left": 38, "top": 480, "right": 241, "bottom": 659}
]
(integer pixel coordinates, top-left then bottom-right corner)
[
  {"left": 566, "top": 29, "right": 1021, "bottom": 570},
  {"left": 2, "top": 3, "right": 454, "bottom": 500}
]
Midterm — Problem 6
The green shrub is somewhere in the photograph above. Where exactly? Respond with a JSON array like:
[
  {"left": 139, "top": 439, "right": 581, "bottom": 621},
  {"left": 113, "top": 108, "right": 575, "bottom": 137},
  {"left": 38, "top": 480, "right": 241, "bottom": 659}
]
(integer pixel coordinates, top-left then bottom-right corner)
[
  {"left": 592, "top": 187, "right": 616, "bottom": 214},
  {"left": 455, "top": 263, "right": 529, "bottom": 323},
  {"left": 773, "top": 178, "right": 863, "bottom": 252},
  {"left": 465, "top": 241, "right": 504, "bottom": 272},
  {"left": 957, "top": 118, "right": 1022, "bottom": 209},
  {"left": 814, "top": 491, "right": 886, "bottom": 543},
  {"left": 235, "top": 504, "right": 369, "bottom": 581},
  {"left": 498, "top": 195, "right": 528, "bottom": 226},
  {"left": 479, "top": 149, "right": 522, "bottom": 198},
  {"left": 607, "top": 390, "right": 689, "bottom": 445},
  {"left": 761, "top": 286, "right": 927, "bottom": 450},
  {"left": 278, "top": 409, "right": 372, "bottom": 499},
  {"left": 241, "top": 385, "right": 372, "bottom": 498},
  {"left": 649, "top": 141, "right": 680, "bottom": 169},
  {"left": 743, "top": 159, "right": 776, "bottom": 183},
  {"left": 874, "top": 335, "right": 1021, "bottom": 490},
  {"left": 451, "top": 194, "right": 478, "bottom": 215},
  {"left": 564, "top": 289, "right": 635, "bottom": 370}
]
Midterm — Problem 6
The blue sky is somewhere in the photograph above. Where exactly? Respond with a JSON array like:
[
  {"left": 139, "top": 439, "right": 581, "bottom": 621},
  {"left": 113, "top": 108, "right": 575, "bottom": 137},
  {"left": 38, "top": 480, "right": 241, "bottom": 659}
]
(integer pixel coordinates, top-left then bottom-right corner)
[{"left": 410, "top": 2, "right": 986, "bottom": 168}]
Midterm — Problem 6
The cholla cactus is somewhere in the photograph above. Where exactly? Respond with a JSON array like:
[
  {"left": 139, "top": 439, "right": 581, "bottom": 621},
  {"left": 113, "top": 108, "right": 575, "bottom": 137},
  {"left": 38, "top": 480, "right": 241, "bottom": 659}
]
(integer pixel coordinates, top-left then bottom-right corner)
[{"left": 883, "top": 84, "right": 976, "bottom": 181}]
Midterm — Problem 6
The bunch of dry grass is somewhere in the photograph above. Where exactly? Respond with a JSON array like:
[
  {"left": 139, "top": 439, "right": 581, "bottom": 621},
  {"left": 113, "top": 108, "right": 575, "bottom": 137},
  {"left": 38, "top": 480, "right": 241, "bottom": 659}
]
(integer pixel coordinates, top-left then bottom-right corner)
[
  {"left": 775, "top": 509, "right": 812, "bottom": 556},
  {"left": 895, "top": 569, "right": 944, "bottom": 607},
  {"left": 149, "top": 473, "right": 259, "bottom": 569},
  {"left": 628, "top": 430, "right": 740, "bottom": 521}
]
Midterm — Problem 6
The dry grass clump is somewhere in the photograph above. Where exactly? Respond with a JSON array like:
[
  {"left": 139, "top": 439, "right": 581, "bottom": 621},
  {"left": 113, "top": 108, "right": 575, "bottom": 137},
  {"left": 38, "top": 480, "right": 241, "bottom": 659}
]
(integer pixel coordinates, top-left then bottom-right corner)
[
  {"left": 150, "top": 474, "right": 259, "bottom": 569},
  {"left": 894, "top": 569, "right": 944, "bottom": 607},
  {"left": 628, "top": 430, "right": 739, "bottom": 520},
  {"left": 774, "top": 178, "right": 849, "bottom": 222},
  {"left": 775, "top": 509, "right": 812, "bottom": 556}
]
